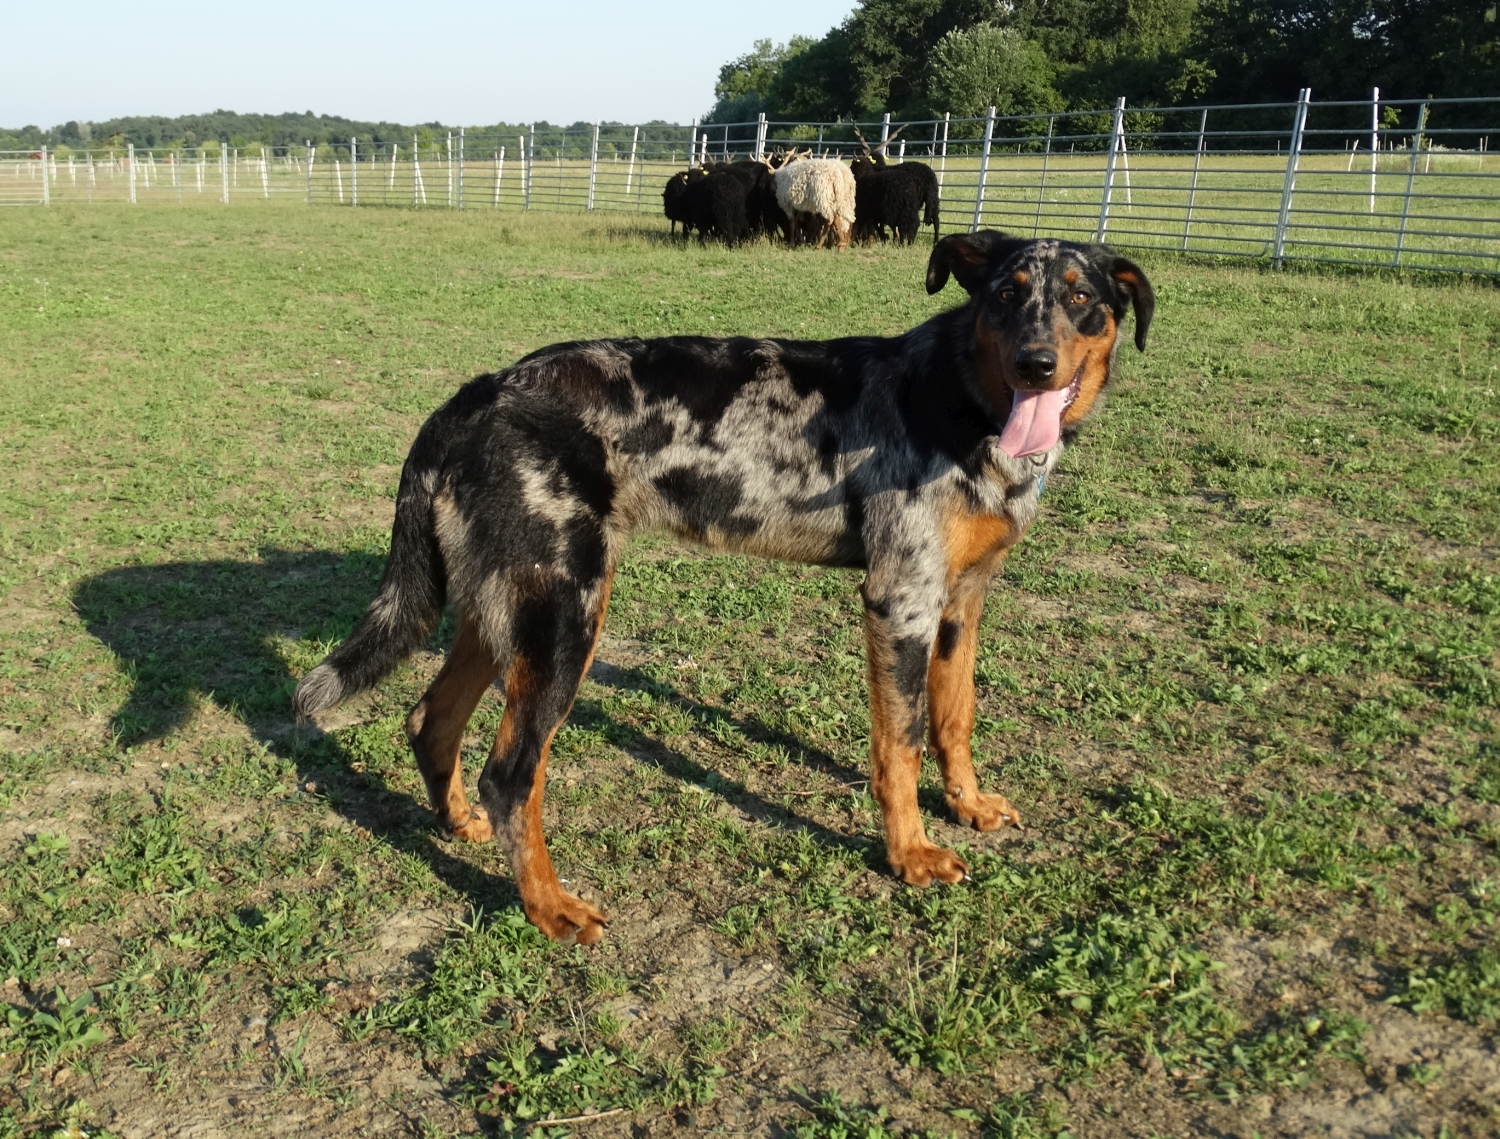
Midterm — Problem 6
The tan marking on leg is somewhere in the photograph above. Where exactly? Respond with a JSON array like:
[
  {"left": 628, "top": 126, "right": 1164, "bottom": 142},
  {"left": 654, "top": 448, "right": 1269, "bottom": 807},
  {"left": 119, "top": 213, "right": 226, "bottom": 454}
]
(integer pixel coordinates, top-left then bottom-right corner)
[
  {"left": 406, "top": 617, "right": 500, "bottom": 842},
  {"left": 928, "top": 574, "right": 1022, "bottom": 833},
  {"left": 863, "top": 600, "right": 967, "bottom": 888},
  {"left": 495, "top": 570, "right": 616, "bottom": 945}
]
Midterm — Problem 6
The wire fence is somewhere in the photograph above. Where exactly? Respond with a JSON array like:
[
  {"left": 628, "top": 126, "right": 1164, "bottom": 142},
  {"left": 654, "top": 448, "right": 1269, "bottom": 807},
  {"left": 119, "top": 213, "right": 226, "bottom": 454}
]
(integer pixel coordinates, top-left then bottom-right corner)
[{"left": 5, "top": 93, "right": 1498, "bottom": 275}]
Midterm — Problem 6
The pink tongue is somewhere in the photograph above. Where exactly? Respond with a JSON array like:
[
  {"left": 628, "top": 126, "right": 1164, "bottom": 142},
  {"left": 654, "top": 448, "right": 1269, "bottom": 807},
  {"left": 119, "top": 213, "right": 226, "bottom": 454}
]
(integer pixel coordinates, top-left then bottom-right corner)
[{"left": 997, "top": 387, "right": 1068, "bottom": 458}]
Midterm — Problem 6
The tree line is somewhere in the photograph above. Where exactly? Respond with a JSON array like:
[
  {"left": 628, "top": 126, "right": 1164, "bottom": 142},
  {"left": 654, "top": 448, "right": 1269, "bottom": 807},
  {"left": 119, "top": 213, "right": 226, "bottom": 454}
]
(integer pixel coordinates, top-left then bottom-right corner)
[
  {"left": 0, "top": 112, "right": 696, "bottom": 154},
  {"left": 706, "top": 0, "right": 1500, "bottom": 126}
]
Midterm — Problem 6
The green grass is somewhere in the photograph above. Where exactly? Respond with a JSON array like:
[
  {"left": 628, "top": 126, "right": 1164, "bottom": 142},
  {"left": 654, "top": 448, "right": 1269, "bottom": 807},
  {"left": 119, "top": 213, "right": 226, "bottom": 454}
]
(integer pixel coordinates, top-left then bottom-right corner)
[{"left": 0, "top": 202, "right": 1497, "bottom": 1137}]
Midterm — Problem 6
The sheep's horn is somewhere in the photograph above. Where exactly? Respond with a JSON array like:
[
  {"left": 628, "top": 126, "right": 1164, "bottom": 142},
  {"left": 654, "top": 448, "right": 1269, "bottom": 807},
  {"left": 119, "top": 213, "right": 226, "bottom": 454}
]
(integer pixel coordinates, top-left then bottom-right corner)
[
  {"left": 852, "top": 125, "right": 872, "bottom": 157},
  {"left": 876, "top": 123, "right": 907, "bottom": 154}
]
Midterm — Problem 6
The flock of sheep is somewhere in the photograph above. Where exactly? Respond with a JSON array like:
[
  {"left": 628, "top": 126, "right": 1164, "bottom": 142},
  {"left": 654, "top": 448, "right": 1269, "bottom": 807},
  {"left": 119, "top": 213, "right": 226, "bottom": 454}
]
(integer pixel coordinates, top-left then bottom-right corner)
[{"left": 661, "top": 133, "right": 941, "bottom": 251}]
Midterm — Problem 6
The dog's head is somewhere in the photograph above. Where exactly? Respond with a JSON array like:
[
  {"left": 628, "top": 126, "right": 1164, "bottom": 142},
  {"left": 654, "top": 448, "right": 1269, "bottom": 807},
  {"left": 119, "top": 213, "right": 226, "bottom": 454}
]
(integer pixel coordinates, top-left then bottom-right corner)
[{"left": 926, "top": 231, "right": 1154, "bottom": 458}]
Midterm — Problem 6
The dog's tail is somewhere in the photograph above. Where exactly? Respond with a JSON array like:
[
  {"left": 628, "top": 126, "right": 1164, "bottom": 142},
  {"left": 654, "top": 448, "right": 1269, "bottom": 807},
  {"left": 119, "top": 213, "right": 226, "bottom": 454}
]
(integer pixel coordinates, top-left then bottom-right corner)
[{"left": 292, "top": 429, "right": 450, "bottom": 720}]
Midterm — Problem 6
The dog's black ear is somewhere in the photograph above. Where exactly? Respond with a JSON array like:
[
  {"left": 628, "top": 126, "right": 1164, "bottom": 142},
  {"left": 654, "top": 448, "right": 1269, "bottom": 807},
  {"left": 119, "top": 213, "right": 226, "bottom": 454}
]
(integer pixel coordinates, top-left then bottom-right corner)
[
  {"left": 1105, "top": 254, "right": 1155, "bottom": 351},
  {"left": 925, "top": 230, "right": 1026, "bottom": 296}
]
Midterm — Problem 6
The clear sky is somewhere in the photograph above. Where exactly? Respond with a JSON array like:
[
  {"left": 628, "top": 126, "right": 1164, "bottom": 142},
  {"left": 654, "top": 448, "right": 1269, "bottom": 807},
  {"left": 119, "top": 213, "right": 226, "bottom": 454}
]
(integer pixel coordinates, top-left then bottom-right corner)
[{"left": 2, "top": 0, "right": 854, "bottom": 129}]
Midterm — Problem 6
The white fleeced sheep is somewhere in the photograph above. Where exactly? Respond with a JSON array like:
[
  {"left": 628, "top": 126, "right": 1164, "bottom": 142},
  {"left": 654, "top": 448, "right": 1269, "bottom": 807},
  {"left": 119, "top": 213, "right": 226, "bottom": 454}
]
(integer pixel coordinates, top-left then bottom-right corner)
[{"left": 773, "top": 158, "right": 856, "bottom": 250}]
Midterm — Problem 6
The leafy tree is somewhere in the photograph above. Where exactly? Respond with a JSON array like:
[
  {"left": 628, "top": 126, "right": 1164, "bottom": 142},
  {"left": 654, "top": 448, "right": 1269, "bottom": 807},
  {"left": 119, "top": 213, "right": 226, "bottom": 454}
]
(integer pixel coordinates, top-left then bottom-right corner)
[{"left": 925, "top": 25, "right": 1064, "bottom": 118}]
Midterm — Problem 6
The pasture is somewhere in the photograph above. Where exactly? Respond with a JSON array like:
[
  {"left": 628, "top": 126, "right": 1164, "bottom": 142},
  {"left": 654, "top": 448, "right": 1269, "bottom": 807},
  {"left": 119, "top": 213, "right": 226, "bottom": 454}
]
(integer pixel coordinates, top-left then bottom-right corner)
[{"left": 0, "top": 203, "right": 1497, "bottom": 1138}]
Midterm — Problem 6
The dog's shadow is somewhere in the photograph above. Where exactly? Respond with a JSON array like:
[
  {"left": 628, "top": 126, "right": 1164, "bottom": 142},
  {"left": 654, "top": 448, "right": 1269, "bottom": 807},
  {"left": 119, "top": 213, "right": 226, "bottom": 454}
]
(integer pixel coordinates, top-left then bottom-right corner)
[{"left": 73, "top": 549, "right": 876, "bottom": 911}]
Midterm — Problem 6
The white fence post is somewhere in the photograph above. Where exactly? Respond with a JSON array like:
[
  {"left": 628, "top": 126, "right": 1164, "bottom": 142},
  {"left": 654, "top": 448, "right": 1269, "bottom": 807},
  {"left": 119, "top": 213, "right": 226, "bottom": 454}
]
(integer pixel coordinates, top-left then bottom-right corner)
[
  {"left": 1032, "top": 114, "right": 1056, "bottom": 237},
  {"left": 221, "top": 142, "right": 230, "bottom": 204},
  {"left": 1369, "top": 87, "right": 1381, "bottom": 213},
  {"left": 127, "top": 143, "right": 136, "bottom": 204},
  {"left": 1272, "top": 87, "right": 1311, "bottom": 268},
  {"left": 689, "top": 118, "right": 698, "bottom": 166},
  {"left": 306, "top": 142, "right": 314, "bottom": 202},
  {"left": 525, "top": 127, "right": 534, "bottom": 209},
  {"left": 1182, "top": 108, "right": 1208, "bottom": 251},
  {"left": 353, "top": 138, "right": 361, "bottom": 206},
  {"left": 494, "top": 147, "right": 504, "bottom": 206},
  {"left": 1394, "top": 101, "right": 1429, "bottom": 268},
  {"left": 625, "top": 126, "right": 639, "bottom": 194},
  {"left": 938, "top": 113, "right": 949, "bottom": 188},
  {"left": 755, "top": 113, "right": 767, "bottom": 161},
  {"left": 260, "top": 146, "right": 270, "bottom": 198},
  {"left": 880, "top": 112, "right": 891, "bottom": 150},
  {"left": 587, "top": 121, "right": 600, "bottom": 210},
  {"left": 971, "top": 105, "right": 996, "bottom": 232},
  {"left": 458, "top": 127, "right": 465, "bottom": 209},
  {"left": 446, "top": 132, "right": 453, "bottom": 207},
  {"left": 1095, "top": 97, "right": 1126, "bottom": 241},
  {"left": 41, "top": 145, "right": 51, "bottom": 206},
  {"left": 389, "top": 143, "right": 398, "bottom": 191},
  {"left": 413, "top": 135, "right": 423, "bottom": 205}
]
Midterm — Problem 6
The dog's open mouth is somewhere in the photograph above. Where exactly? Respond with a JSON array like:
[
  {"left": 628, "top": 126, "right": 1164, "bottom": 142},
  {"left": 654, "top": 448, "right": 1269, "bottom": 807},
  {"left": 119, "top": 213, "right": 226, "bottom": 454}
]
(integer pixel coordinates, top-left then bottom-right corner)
[{"left": 996, "top": 363, "right": 1084, "bottom": 459}]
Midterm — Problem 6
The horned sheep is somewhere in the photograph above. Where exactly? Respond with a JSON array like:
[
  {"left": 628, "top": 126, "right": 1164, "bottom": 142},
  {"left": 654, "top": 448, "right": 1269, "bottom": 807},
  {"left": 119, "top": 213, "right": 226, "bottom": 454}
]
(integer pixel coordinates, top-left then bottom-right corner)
[{"left": 773, "top": 157, "right": 856, "bottom": 250}]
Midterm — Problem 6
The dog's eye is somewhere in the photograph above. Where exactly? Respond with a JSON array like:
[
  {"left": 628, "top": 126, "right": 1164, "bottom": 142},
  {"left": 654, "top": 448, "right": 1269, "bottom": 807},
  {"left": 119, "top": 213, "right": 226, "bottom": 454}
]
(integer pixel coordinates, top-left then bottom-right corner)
[
  {"left": 1070, "top": 290, "right": 1091, "bottom": 305},
  {"left": 999, "top": 287, "right": 1016, "bottom": 303}
]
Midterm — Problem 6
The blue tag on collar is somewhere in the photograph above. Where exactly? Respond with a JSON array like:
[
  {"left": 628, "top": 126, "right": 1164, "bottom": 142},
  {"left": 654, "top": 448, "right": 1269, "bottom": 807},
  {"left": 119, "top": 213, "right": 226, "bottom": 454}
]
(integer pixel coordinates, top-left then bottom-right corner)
[{"left": 1037, "top": 474, "right": 1047, "bottom": 497}]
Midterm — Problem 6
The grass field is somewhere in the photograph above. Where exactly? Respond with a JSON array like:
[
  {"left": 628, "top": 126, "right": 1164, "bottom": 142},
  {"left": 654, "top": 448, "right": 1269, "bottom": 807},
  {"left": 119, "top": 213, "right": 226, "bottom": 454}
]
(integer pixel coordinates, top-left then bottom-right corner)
[{"left": 1, "top": 203, "right": 1498, "bottom": 1138}]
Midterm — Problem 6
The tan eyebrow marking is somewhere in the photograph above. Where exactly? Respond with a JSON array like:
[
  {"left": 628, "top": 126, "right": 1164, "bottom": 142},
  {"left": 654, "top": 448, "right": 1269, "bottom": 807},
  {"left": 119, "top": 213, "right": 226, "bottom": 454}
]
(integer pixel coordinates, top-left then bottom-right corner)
[
  {"left": 1063, "top": 269, "right": 1080, "bottom": 284},
  {"left": 1013, "top": 271, "right": 1029, "bottom": 284}
]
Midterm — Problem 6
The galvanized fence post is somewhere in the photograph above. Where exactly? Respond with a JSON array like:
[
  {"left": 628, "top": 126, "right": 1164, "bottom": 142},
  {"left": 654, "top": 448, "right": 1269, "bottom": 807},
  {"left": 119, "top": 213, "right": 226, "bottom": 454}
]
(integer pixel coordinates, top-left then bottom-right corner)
[
  {"left": 306, "top": 142, "right": 314, "bottom": 202},
  {"left": 587, "top": 122, "right": 600, "bottom": 210},
  {"left": 351, "top": 137, "right": 358, "bottom": 206},
  {"left": 446, "top": 133, "right": 453, "bottom": 207},
  {"left": 41, "top": 145, "right": 51, "bottom": 206},
  {"left": 688, "top": 118, "right": 698, "bottom": 167},
  {"left": 1095, "top": 97, "right": 1126, "bottom": 241},
  {"left": 1394, "top": 101, "right": 1429, "bottom": 267},
  {"left": 127, "top": 143, "right": 136, "bottom": 204},
  {"left": 755, "top": 113, "right": 767, "bottom": 161},
  {"left": 1272, "top": 87, "right": 1311, "bottom": 268},
  {"left": 1369, "top": 87, "right": 1380, "bottom": 213},
  {"left": 221, "top": 141, "right": 230, "bottom": 204},
  {"left": 260, "top": 146, "right": 270, "bottom": 198},
  {"left": 1182, "top": 108, "right": 1208, "bottom": 251},
  {"left": 458, "top": 127, "right": 465, "bottom": 209},
  {"left": 971, "top": 105, "right": 996, "bottom": 232},
  {"left": 880, "top": 112, "right": 891, "bottom": 150},
  {"left": 1032, "top": 115, "right": 1055, "bottom": 237},
  {"left": 625, "top": 126, "right": 639, "bottom": 194}
]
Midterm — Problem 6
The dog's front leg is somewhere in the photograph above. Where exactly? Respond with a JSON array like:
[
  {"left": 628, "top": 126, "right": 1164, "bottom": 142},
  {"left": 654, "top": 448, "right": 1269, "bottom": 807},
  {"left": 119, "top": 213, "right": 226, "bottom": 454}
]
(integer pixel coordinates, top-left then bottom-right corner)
[
  {"left": 928, "top": 572, "right": 1022, "bottom": 832},
  {"left": 861, "top": 581, "right": 968, "bottom": 887}
]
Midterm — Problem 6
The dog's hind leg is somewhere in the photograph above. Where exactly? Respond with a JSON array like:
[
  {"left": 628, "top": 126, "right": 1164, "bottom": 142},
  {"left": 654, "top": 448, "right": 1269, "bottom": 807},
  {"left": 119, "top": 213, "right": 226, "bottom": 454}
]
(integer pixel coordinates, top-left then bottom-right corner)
[
  {"left": 928, "top": 572, "right": 1023, "bottom": 833},
  {"left": 478, "top": 572, "right": 614, "bottom": 945},
  {"left": 405, "top": 616, "right": 501, "bottom": 843}
]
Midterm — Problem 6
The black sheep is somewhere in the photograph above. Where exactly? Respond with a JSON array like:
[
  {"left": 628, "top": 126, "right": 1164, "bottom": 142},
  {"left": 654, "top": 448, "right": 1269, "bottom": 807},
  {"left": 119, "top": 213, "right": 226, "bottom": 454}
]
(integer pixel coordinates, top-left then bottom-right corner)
[
  {"left": 849, "top": 153, "right": 941, "bottom": 246},
  {"left": 683, "top": 170, "right": 751, "bottom": 247},
  {"left": 704, "top": 160, "right": 788, "bottom": 241},
  {"left": 661, "top": 168, "right": 701, "bottom": 238}
]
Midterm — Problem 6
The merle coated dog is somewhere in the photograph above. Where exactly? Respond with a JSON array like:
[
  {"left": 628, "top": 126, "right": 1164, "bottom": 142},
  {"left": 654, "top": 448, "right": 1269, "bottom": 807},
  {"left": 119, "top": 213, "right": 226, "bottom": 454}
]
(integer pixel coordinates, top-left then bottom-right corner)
[{"left": 294, "top": 231, "right": 1154, "bottom": 944}]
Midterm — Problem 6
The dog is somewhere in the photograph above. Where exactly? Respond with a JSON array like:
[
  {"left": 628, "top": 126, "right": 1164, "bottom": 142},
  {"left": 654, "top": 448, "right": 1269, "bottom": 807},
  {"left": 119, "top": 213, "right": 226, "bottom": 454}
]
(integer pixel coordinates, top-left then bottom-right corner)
[{"left": 293, "top": 231, "right": 1154, "bottom": 944}]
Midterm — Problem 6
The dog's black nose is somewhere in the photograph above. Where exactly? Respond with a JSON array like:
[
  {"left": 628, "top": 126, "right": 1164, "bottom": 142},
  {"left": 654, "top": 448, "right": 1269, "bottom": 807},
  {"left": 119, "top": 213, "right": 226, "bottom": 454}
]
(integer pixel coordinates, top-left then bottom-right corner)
[{"left": 1014, "top": 347, "right": 1057, "bottom": 384}]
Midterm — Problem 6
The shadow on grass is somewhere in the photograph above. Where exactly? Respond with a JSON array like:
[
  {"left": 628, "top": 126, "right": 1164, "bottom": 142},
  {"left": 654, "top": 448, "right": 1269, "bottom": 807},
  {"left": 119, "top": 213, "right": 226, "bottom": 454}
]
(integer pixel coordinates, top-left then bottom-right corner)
[{"left": 73, "top": 549, "right": 875, "bottom": 911}]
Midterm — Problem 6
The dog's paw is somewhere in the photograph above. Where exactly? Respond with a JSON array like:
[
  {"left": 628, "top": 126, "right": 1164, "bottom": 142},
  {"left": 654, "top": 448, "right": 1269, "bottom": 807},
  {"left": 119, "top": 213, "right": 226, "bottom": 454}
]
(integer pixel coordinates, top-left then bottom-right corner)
[
  {"left": 889, "top": 842, "right": 969, "bottom": 888},
  {"left": 947, "top": 789, "right": 1022, "bottom": 832},
  {"left": 528, "top": 891, "right": 609, "bottom": 946},
  {"left": 445, "top": 806, "right": 495, "bottom": 844}
]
